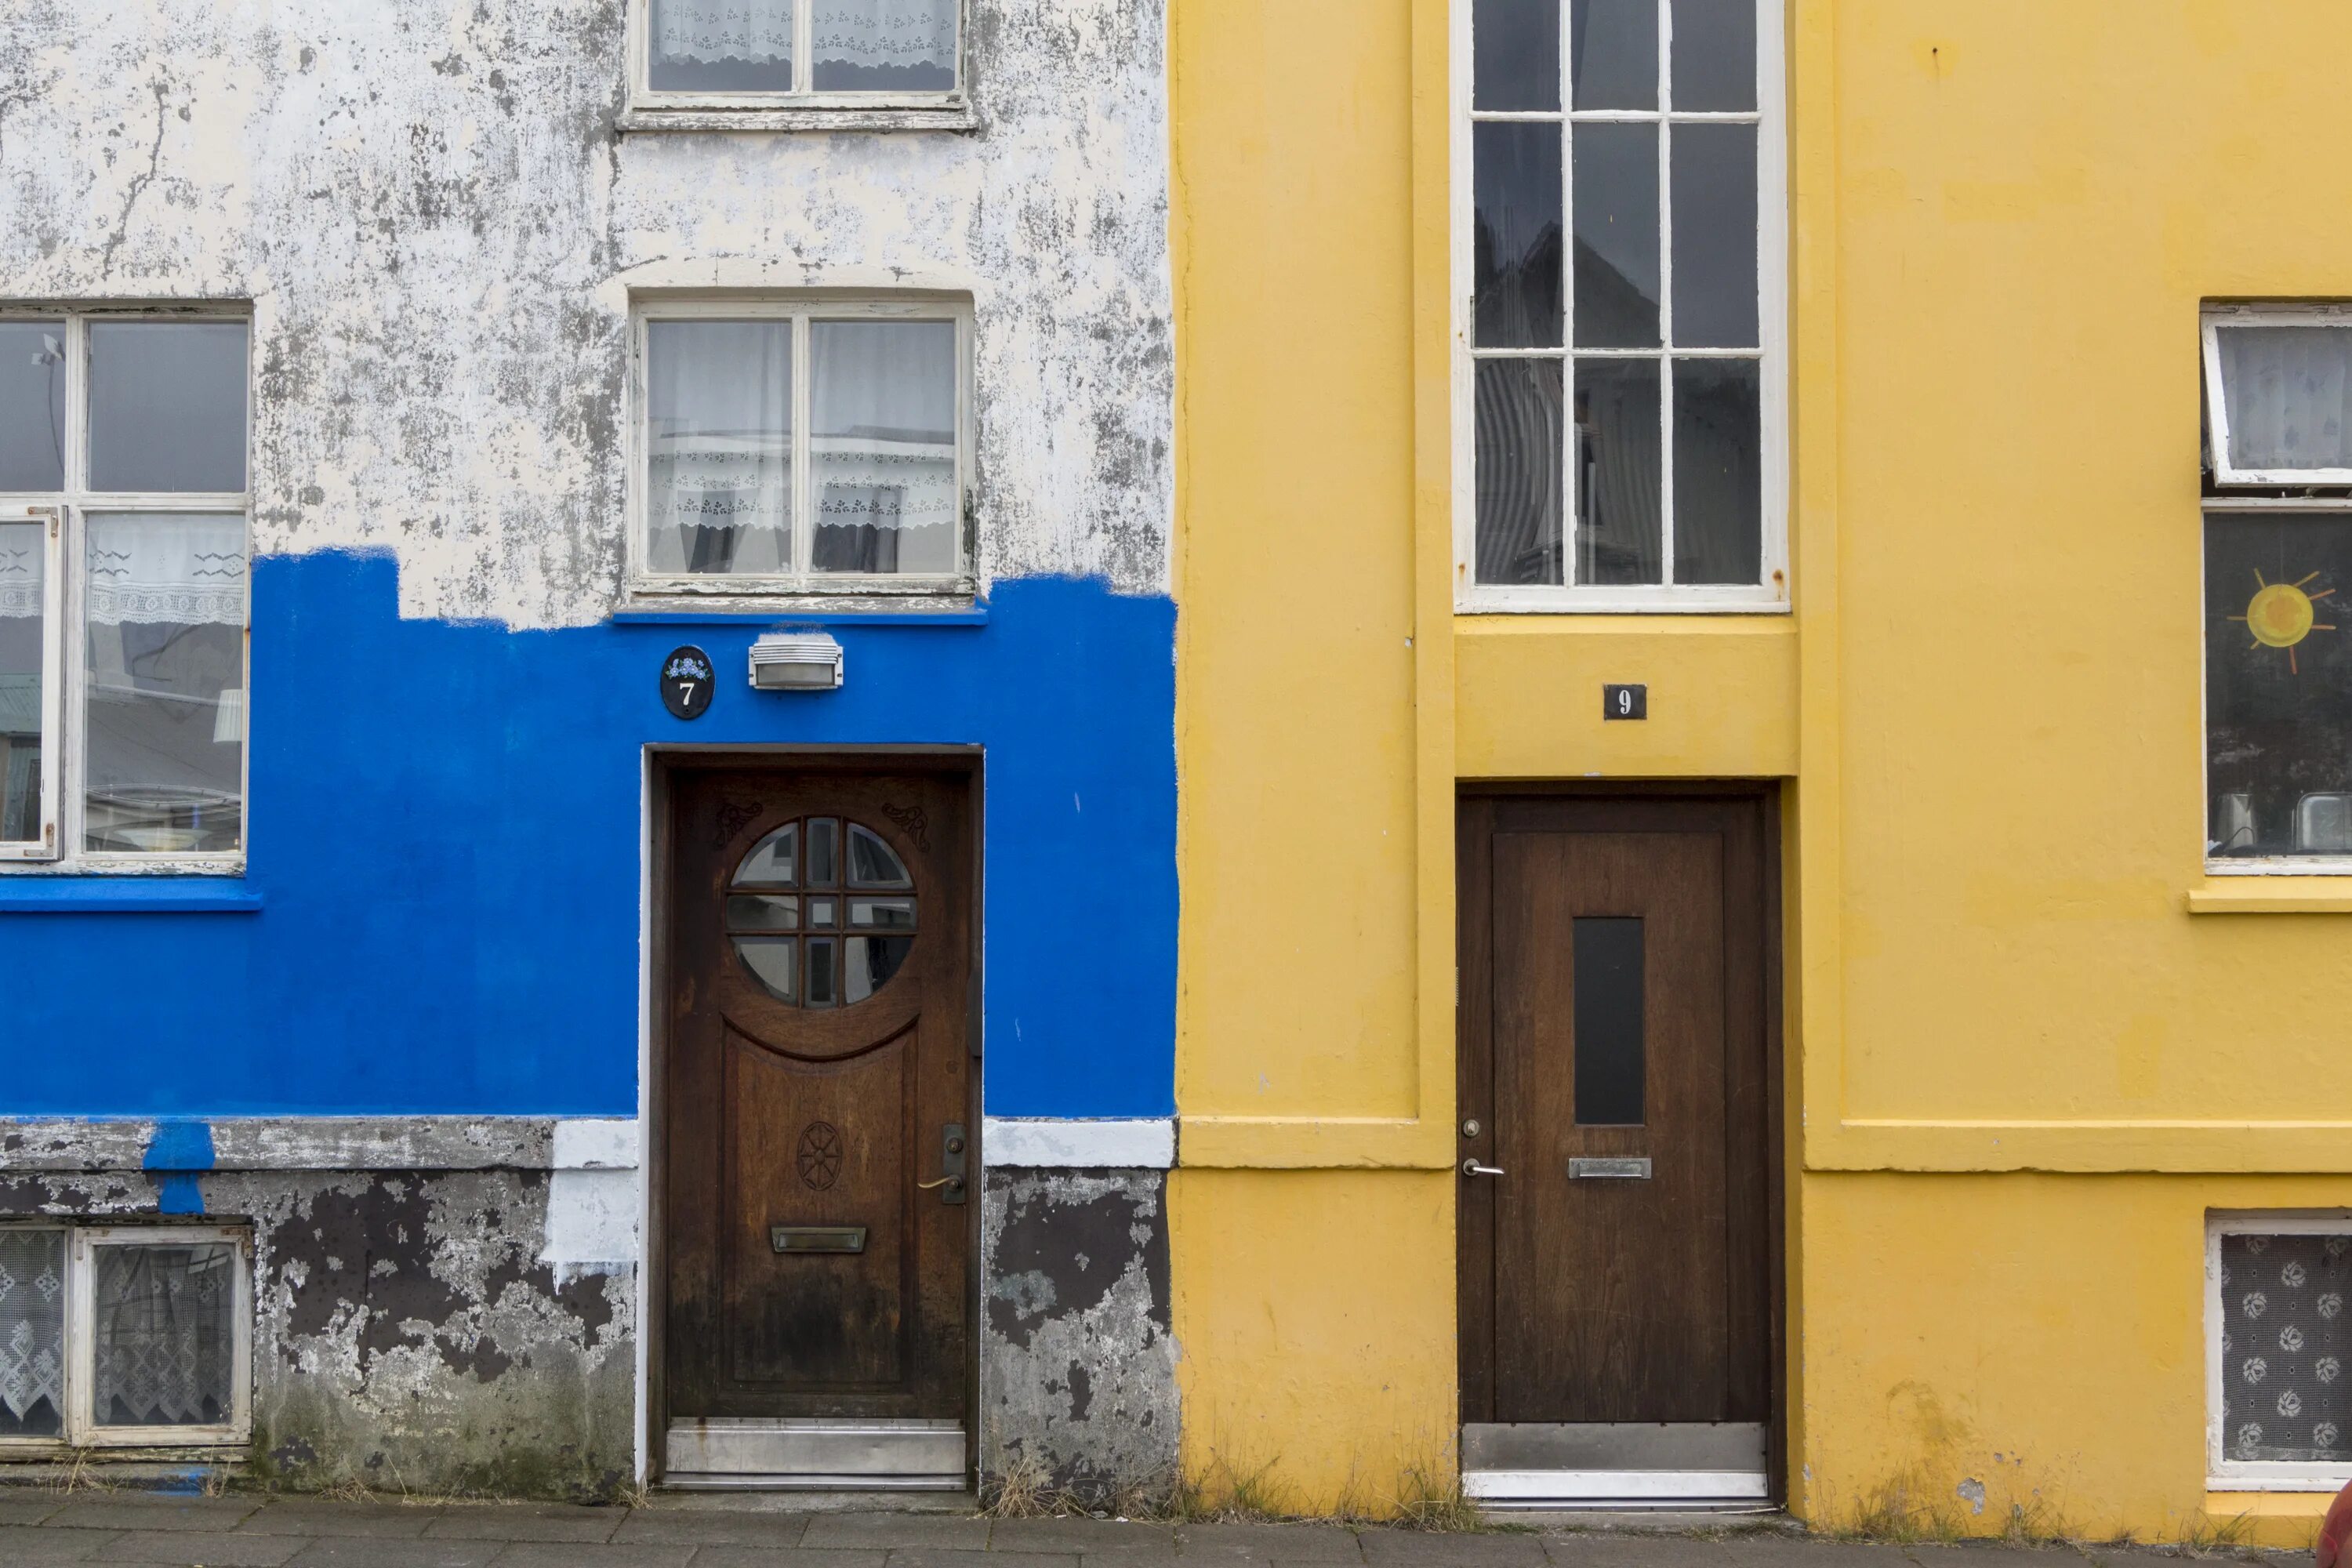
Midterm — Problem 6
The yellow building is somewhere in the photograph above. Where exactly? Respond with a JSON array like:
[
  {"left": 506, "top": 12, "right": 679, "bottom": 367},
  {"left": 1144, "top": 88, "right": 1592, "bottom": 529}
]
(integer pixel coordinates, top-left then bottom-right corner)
[{"left": 1169, "top": 0, "right": 2352, "bottom": 1541}]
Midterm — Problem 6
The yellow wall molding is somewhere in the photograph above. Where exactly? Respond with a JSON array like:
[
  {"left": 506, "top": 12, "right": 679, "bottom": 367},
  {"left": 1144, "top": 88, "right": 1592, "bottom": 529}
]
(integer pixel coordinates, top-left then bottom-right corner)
[
  {"left": 2185, "top": 880, "right": 2352, "bottom": 914},
  {"left": 1813, "top": 1120, "right": 2352, "bottom": 1174},
  {"left": 1175, "top": 1116, "right": 1453, "bottom": 1171}
]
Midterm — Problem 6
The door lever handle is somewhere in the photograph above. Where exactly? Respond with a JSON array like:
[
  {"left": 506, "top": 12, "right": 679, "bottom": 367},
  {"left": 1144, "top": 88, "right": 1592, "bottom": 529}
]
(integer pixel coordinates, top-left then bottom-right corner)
[
  {"left": 1461, "top": 1160, "right": 1506, "bottom": 1178},
  {"left": 916, "top": 1175, "right": 962, "bottom": 1192}
]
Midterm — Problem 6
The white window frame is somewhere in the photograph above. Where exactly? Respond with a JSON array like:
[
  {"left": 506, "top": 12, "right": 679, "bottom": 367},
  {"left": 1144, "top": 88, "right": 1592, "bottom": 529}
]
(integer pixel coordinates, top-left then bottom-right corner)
[
  {"left": 2203, "top": 304, "right": 2352, "bottom": 488},
  {"left": 0, "top": 1221, "right": 253, "bottom": 1454},
  {"left": 0, "top": 306, "right": 252, "bottom": 876},
  {"left": 2206, "top": 1211, "right": 2352, "bottom": 1493},
  {"left": 1450, "top": 0, "right": 1789, "bottom": 613},
  {"left": 622, "top": 0, "right": 973, "bottom": 132},
  {"left": 626, "top": 295, "right": 975, "bottom": 601}
]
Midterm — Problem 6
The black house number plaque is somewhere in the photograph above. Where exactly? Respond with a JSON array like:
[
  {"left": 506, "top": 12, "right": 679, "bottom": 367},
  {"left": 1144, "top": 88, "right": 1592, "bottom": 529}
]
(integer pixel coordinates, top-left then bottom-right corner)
[
  {"left": 1602, "top": 683, "right": 1648, "bottom": 720},
  {"left": 661, "top": 645, "right": 716, "bottom": 720}
]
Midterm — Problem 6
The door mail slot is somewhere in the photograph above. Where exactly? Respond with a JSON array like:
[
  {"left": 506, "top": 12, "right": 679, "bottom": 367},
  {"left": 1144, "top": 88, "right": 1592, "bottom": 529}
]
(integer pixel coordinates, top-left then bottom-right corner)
[
  {"left": 1567, "top": 1157, "right": 1652, "bottom": 1180},
  {"left": 772, "top": 1225, "right": 867, "bottom": 1254}
]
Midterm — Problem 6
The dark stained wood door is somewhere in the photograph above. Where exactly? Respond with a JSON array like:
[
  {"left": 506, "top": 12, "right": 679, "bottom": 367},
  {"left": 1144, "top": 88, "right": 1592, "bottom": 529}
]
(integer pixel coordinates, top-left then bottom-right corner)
[
  {"left": 665, "top": 766, "right": 972, "bottom": 1421},
  {"left": 1457, "top": 793, "right": 1773, "bottom": 1426}
]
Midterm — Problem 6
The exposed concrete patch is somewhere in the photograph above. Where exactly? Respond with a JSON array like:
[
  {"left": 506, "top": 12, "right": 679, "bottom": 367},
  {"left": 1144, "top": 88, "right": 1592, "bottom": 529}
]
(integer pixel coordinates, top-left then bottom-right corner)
[{"left": 980, "top": 1167, "right": 1177, "bottom": 1497}]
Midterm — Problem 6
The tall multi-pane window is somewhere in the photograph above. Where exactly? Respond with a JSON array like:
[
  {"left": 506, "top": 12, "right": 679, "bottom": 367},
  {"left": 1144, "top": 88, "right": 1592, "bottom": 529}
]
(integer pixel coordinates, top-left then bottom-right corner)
[
  {"left": 0, "top": 311, "right": 249, "bottom": 867},
  {"left": 631, "top": 299, "right": 969, "bottom": 594},
  {"left": 1460, "top": 0, "right": 1784, "bottom": 608}
]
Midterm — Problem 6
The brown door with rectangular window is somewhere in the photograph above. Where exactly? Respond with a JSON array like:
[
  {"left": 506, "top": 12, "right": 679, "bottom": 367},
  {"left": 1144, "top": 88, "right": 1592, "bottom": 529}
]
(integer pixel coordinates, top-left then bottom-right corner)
[
  {"left": 1457, "top": 792, "right": 1773, "bottom": 1447},
  {"left": 663, "top": 764, "right": 972, "bottom": 1435}
]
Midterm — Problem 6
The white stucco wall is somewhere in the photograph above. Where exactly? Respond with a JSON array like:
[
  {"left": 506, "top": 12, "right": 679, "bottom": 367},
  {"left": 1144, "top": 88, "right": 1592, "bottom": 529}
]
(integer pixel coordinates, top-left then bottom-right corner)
[{"left": 0, "top": 0, "right": 1173, "bottom": 629}]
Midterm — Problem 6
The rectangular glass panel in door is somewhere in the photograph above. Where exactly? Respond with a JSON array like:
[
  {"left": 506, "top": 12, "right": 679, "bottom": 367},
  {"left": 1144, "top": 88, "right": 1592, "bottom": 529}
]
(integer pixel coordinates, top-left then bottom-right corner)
[
  {"left": 645, "top": 320, "right": 793, "bottom": 576},
  {"left": 0, "top": 520, "right": 44, "bottom": 844},
  {"left": 83, "top": 514, "right": 246, "bottom": 855},
  {"left": 1573, "top": 916, "right": 1645, "bottom": 1124},
  {"left": 811, "top": 0, "right": 957, "bottom": 92},
  {"left": 92, "top": 1243, "right": 237, "bottom": 1428},
  {"left": 809, "top": 320, "right": 957, "bottom": 575},
  {"left": 0, "top": 1230, "right": 67, "bottom": 1437},
  {"left": 650, "top": 0, "right": 794, "bottom": 92}
]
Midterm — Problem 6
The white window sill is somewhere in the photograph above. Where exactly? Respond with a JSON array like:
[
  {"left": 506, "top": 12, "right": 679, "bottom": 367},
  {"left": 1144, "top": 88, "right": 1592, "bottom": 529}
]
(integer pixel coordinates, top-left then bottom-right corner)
[{"left": 619, "top": 101, "right": 977, "bottom": 134}]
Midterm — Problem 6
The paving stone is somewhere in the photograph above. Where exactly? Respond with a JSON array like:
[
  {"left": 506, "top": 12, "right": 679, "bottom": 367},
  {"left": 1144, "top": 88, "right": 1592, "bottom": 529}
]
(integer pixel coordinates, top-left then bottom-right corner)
[
  {"left": 0, "top": 1523, "right": 125, "bottom": 1565},
  {"left": 886, "top": 1551, "right": 1078, "bottom": 1568},
  {"left": 684, "top": 1553, "right": 893, "bottom": 1568},
  {"left": 1178, "top": 1524, "right": 1366, "bottom": 1564},
  {"left": 421, "top": 1502, "right": 626, "bottom": 1543},
  {"left": 481, "top": 1542, "right": 695, "bottom": 1568},
  {"left": 232, "top": 1501, "right": 443, "bottom": 1539},
  {"left": 0, "top": 1494, "right": 70, "bottom": 1526},
  {"left": 1076, "top": 1550, "right": 1185, "bottom": 1568},
  {"left": 800, "top": 1513, "right": 993, "bottom": 1552},
  {"left": 1716, "top": 1542, "right": 1915, "bottom": 1568},
  {"left": 1543, "top": 1534, "right": 1731, "bottom": 1568},
  {"left": 989, "top": 1521, "right": 1180, "bottom": 1554},
  {"left": 282, "top": 1537, "right": 506, "bottom": 1568},
  {"left": 45, "top": 1497, "right": 264, "bottom": 1534},
  {"left": 1356, "top": 1530, "right": 1551, "bottom": 1567},
  {"left": 609, "top": 1508, "right": 813, "bottom": 1547},
  {"left": 82, "top": 1529, "right": 307, "bottom": 1566}
]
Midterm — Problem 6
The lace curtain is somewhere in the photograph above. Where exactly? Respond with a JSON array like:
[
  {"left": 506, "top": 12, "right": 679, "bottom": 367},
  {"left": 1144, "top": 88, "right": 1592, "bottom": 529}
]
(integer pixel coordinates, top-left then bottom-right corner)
[
  {"left": 93, "top": 1243, "right": 236, "bottom": 1428},
  {"left": 814, "top": 1, "right": 957, "bottom": 74},
  {"left": 655, "top": 0, "right": 793, "bottom": 66},
  {"left": 2220, "top": 1232, "right": 2352, "bottom": 1465},
  {"left": 2220, "top": 326, "right": 2352, "bottom": 473},
  {"left": 0, "top": 1232, "right": 65, "bottom": 1439},
  {"left": 84, "top": 515, "right": 247, "bottom": 627}
]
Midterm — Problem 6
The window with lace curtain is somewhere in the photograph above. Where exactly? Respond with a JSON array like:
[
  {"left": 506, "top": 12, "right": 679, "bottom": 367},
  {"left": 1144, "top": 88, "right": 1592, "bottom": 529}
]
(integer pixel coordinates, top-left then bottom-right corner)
[
  {"left": 0, "top": 309, "right": 249, "bottom": 871},
  {"left": 627, "top": 0, "right": 967, "bottom": 128},
  {"left": 2209, "top": 1215, "right": 2352, "bottom": 1490},
  {"left": 0, "top": 1225, "right": 252, "bottom": 1454}
]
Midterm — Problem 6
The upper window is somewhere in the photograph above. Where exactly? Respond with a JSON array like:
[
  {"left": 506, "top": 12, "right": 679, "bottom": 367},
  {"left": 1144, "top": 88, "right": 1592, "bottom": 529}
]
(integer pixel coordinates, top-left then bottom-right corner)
[
  {"left": 630, "top": 0, "right": 965, "bottom": 125},
  {"left": 2201, "top": 305, "right": 2352, "bottom": 869},
  {"left": 0, "top": 311, "right": 250, "bottom": 869},
  {"left": 1458, "top": 0, "right": 1785, "bottom": 611},
  {"left": 630, "top": 298, "right": 970, "bottom": 597}
]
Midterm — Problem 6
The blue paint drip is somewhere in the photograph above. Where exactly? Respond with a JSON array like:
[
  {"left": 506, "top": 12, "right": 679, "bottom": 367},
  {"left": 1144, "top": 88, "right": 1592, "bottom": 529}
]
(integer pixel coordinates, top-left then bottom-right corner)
[
  {"left": 12, "top": 553, "right": 1177, "bottom": 1120},
  {"left": 143, "top": 1120, "right": 216, "bottom": 1216}
]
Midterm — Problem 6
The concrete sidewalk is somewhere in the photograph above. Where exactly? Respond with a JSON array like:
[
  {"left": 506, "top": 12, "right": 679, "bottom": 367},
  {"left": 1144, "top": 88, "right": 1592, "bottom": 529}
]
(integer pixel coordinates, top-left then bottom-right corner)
[{"left": 0, "top": 1494, "right": 2307, "bottom": 1568}]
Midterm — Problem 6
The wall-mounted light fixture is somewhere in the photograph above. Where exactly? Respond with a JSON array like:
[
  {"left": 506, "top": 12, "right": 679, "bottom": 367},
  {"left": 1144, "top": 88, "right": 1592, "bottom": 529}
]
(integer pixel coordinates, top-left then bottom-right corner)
[{"left": 749, "top": 632, "right": 845, "bottom": 692}]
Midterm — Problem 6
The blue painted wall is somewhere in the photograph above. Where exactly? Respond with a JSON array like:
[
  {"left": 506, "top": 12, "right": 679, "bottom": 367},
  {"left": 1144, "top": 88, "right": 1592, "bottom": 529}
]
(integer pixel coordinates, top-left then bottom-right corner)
[{"left": 5, "top": 551, "right": 1176, "bottom": 1120}]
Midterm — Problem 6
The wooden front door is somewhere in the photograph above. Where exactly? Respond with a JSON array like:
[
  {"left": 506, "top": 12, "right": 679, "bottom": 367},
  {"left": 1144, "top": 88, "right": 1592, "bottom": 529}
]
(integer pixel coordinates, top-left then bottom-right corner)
[
  {"left": 663, "top": 764, "right": 973, "bottom": 1433},
  {"left": 1457, "top": 792, "right": 1773, "bottom": 1439}
]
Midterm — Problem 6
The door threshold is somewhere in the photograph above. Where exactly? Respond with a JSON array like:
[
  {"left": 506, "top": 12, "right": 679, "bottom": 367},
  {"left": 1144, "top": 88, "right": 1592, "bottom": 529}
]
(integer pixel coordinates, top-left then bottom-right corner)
[
  {"left": 662, "top": 1473, "right": 969, "bottom": 1492},
  {"left": 665, "top": 1417, "right": 966, "bottom": 1489},
  {"left": 1466, "top": 1469, "right": 1772, "bottom": 1507}
]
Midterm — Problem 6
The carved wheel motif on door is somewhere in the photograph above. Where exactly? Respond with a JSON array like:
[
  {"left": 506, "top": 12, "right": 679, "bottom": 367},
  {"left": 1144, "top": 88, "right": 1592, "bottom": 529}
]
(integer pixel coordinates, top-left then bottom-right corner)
[{"left": 796, "top": 1121, "right": 844, "bottom": 1190}]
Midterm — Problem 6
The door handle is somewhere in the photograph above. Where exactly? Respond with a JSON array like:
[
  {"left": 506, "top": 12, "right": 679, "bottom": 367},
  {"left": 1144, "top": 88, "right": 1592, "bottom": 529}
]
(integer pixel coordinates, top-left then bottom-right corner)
[
  {"left": 1461, "top": 1159, "right": 1506, "bottom": 1178},
  {"left": 921, "top": 1123, "right": 968, "bottom": 1205},
  {"left": 917, "top": 1175, "right": 963, "bottom": 1192}
]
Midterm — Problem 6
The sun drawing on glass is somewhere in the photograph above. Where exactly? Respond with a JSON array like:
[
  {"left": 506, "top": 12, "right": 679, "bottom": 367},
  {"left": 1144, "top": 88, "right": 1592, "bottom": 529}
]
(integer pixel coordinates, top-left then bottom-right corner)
[{"left": 2230, "top": 569, "right": 2337, "bottom": 675}]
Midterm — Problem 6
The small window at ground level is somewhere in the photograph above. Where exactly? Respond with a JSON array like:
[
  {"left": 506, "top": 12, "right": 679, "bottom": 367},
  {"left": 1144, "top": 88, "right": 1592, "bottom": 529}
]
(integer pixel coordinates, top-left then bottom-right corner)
[
  {"left": 0, "top": 311, "right": 250, "bottom": 870},
  {"left": 632, "top": 300, "right": 967, "bottom": 595},
  {"left": 641, "top": 0, "right": 960, "bottom": 100},
  {"left": 0, "top": 1225, "right": 252, "bottom": 1452},
  {"left": 1461, "top": 0, "right": 1784, "bottom": 609},
  {"left": 2210, "top": 1218, "right": 2352, "bottom": 1488}
]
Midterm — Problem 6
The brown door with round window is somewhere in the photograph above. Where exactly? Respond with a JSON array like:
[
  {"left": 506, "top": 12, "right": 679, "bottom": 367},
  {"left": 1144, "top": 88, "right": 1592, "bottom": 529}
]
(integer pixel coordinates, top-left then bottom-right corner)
[{"left": 662, "top": 764, "right": 972, "bottom": 1472}]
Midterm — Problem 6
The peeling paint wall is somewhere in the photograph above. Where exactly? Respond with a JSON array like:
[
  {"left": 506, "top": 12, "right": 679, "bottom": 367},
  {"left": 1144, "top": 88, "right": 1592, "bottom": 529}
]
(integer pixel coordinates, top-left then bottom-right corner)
[
  {"left": 980, "top": 1168, "right": 1177, "bottom": 1497},
  {"left": 2, "top": 1163, "right": 634, "bottom": 1499},
  {"left": 0, "top": 0, "right": 1171, "bottom": 626}
]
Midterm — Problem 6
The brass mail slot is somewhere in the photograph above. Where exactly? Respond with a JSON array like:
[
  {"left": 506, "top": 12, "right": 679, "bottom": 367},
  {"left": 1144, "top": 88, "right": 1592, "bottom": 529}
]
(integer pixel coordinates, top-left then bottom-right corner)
[
  {"left": 771, "top": 1225, "right": 867, "bottom": 1254},
  {"left": 1567, "top": 1157, "right": 1652, "bottom": 1180}
]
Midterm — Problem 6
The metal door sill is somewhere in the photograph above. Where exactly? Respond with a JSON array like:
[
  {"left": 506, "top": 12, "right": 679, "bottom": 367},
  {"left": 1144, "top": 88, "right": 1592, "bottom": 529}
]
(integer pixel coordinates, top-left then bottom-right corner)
[
  {"left": 665, "top": 1417, "right": 966, "bottom": 1486},
  {"left": 663, "top": 1472, "right": 967, "bottom": 1491},
  {"left": 1466, "top": 1469, "right": 1772, "bottom": 1507}
]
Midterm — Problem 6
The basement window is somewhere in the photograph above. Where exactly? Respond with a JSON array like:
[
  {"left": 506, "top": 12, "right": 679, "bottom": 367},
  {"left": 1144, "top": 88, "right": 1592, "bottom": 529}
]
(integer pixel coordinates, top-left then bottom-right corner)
[
  {"left": 624, "top": 0, "right": 972, "bottom": 131},
  {"left": 627, "top": 297, "right": 971, "bottom": 599},
  {"left": 2209, "top": 1215, "right": 2352, "bottom": 1490},
  {"left": 0, "top": 310, "right": 251, "bottom": 873},
  {"left": 2201, "top": 305, "right": 2352, "bottom": 870},
  {"left": 0, "top": 1225, "right": 253, "bottom": 1454}
]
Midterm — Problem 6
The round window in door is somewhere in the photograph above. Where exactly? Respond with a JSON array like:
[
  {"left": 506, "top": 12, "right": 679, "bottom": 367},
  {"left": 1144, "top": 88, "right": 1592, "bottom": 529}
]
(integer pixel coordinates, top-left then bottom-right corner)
[{"left": 726, "top": 818, "right": 917, "bottom": 1008}]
